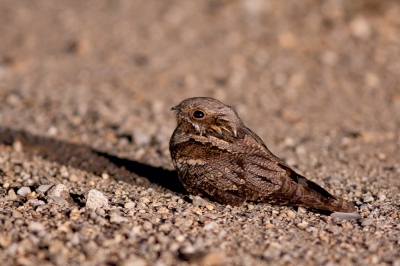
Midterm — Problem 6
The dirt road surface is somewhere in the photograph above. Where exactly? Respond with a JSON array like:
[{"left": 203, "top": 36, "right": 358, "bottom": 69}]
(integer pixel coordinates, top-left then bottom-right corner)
[{"left": 1, "top": 1, "right": 399, "bottom": 265}]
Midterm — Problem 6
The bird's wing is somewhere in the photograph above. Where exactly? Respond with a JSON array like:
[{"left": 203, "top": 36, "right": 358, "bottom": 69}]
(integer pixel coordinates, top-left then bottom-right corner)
[{"left": 174, "top": 136, "right": 286, "bottom": 206}]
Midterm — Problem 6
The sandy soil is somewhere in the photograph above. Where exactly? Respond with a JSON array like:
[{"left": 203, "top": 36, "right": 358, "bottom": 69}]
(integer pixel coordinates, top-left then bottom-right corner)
[{"left": 0, "top": 1, "right": 399, "bottom": 265}]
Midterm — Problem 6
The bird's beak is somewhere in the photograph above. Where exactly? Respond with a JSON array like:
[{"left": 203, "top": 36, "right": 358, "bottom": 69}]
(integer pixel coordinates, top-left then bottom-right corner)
[{"left": 171, "top": 105, "right": 179, "bottom": 111}]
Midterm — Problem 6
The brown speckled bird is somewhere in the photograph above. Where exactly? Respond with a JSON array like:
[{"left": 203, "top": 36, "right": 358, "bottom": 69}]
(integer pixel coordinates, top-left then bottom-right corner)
[{"left": 169, "top": 97, "right": 360, "bottom": 219}]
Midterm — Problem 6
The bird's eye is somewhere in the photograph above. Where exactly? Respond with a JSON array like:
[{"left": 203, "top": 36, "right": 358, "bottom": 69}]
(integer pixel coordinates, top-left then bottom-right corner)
[{"left": 193, "top": 110, "right": 205, "bottom": 119}]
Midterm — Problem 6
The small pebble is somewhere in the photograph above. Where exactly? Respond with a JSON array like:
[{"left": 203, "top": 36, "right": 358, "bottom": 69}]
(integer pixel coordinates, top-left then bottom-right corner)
[
  {"left": 101, "top": 173, "right": 109, "bottom": 180},
  {"left": 0, "top": 235, "right": 11, "bottom": 248},
  {"left": 36, "top": 204, "right": 50, "bottom": 212},
  {"left": 297, "top": 222, "right": 309, "bottom": 229},
  {"left": 378, "top": 153, "right": 386, "bottom": 160},
  {"left": 321, "top": 50, "right": 338, "bottom": 66},
  {"left": 278, "top": 32, "right": 297, "bottom": 49},
  {"left": 28, "top": 222, "right": 44, "bottom": 232},
  {"left": 47, "top": 195, "right": 69, "bottom": 205},
  {"left": 286, "top": 210, "right": 296, "bottom": 218},
  {"left": 26, "top": 191, "right": 38, "bottom": 200},
  {"left": 69, "top": 208, "right": 81, "bottom": 220},
  {"left": 363, "top": 195, "right": 374, "bottom": 203},
  {"left": 96, "top": 208, "right": 106, "bottom": 216},
  {"left": 60, "top": 166, "right": 69, "bottom": 178},
  {"left": 143, "top": 221, "right": 153, "bottom": 231},
  {"left": 349, "top": 16, "right": 371, "bottom": 39},
  {"left": 361, "top": 218, "right": 374, "bottom": 227},
  {"left": 192, "top": 196, "right": 209, "bottom": 207},
  {"left": 17, "top": 186, "right": 31, "bottom": 197},
  {"left": 192, "top": 207, "right": 202, "bottom": 215},
  {"left": 86, "top": 189, "right": 109, "bottom": 209},
  {"left": 284, "top": 137, "right": 296, "bottom": 147},
  {"left": 157, "top": 207, "right": 169, "bottom": 214},
  {"left": 139, "top": 197, "right": 150, "bottom": 204},
  {"left": 28, "top": 199, "right": 46, "bottom": 207},
  {"left": 69, "top": 174, "right": 79, "bottom": 182},
  {"left": 83, "top": 241, "right": 98, "bottom": 257},
  {"left": 175, "top": 235, "right": 185, "bottom": 242},
  {"left": 47, "top": 184, "right": 69, "bottom": 198},
  {"left": 181, "top": 245, "right": 195, "bottom": 255},
  {"left": 201, "top": 251, "right": 226, "bottom": 266},
  {"left": 124, "top": 202, "right": 136, "bottom": 209},
  {"left": 206, "top": 205, "right": 214, "bottom": 211},
  {"left": 110, "top": 213, "right": 129, "bottom": 224},
  {"left": 47, "top": 126, "right": 58, "bottom": 136},
  {"left": 12, "top": 210, "right": 23, "bottom": 218},
  {"left": 203, "top": 221, "right": 217, "bottom": 230},
  {"left": 121, "top": 257, "right": 148, "bottom": 266},
  {"left": 295, "top": 146, "right": 307, "bottom": 155},
  {"left": 12, "top": 141, "right": 23, "bottom": 152},
  {"left": 37, "top": 184, "right": 54, "bottom": 193},
  {"left": 134, "top": 132, "right": 151, "bottom": 146},
  {"left": 297, "top": 207, "right": 307, "bottom": 214},
  {"left": 7, "top": 189, "right": 18, "bottom": 200}
]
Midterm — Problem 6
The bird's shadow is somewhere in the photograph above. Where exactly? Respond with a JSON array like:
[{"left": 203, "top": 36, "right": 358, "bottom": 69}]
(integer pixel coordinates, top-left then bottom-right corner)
[
  {"left": 95, "top": 151, "right": 187, "bottom": 194},
  {"left": 0, "top": 127, "right": 187, "bottom": 195}
]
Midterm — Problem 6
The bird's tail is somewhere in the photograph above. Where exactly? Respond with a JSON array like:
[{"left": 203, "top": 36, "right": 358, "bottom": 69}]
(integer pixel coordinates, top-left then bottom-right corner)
[
  {"left": 258, "top": 176, "right": 361, "bottom": 220},
  {"left": 300, "top": 185, "right": 361, "bottom": 220},
  {"left": 287, "top": 168, "right": 360, "bottom": 219}
]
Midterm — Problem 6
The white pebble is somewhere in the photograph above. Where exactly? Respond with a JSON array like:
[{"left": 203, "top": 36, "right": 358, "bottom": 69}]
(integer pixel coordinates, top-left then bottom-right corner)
[{"left": 86, "top": 189, "right": 109, "bottom": 209}]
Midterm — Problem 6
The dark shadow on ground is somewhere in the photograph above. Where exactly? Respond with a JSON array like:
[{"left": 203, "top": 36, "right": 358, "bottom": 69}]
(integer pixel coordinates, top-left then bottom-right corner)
[
  {"left": 95, "top": 151, "right": 186, "bottom": 194},
  {"left": 0, "top": 127, "right": 186, "bottom": 194}
]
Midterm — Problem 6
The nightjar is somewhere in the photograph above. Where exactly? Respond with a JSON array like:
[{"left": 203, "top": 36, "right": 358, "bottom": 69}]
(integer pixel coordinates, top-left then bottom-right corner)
[{"left": 169, "top": 97, "right": 360, "bottom": 219}]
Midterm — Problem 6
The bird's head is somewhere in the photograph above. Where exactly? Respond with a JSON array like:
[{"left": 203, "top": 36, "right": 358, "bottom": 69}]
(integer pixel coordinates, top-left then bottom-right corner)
[{"left": 171, "top": 97, "right": 243, "bottom": 137}]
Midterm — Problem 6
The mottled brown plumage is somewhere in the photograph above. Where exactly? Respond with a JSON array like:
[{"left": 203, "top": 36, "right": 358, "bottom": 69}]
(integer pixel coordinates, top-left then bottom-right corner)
[{"left": 169, "top": 97, "right": 360, "bottom": 219}]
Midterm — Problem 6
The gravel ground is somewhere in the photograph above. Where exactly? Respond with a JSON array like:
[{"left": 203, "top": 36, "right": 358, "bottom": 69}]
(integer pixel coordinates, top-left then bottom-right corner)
[{"left": 1, "top": 1, "right": 400, "bottom": 265}]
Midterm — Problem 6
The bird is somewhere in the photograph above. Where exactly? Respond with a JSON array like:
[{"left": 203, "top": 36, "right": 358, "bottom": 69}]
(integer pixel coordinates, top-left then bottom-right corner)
[{"left": 169, "top": 97, "right": 360, "bottom": 219}]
